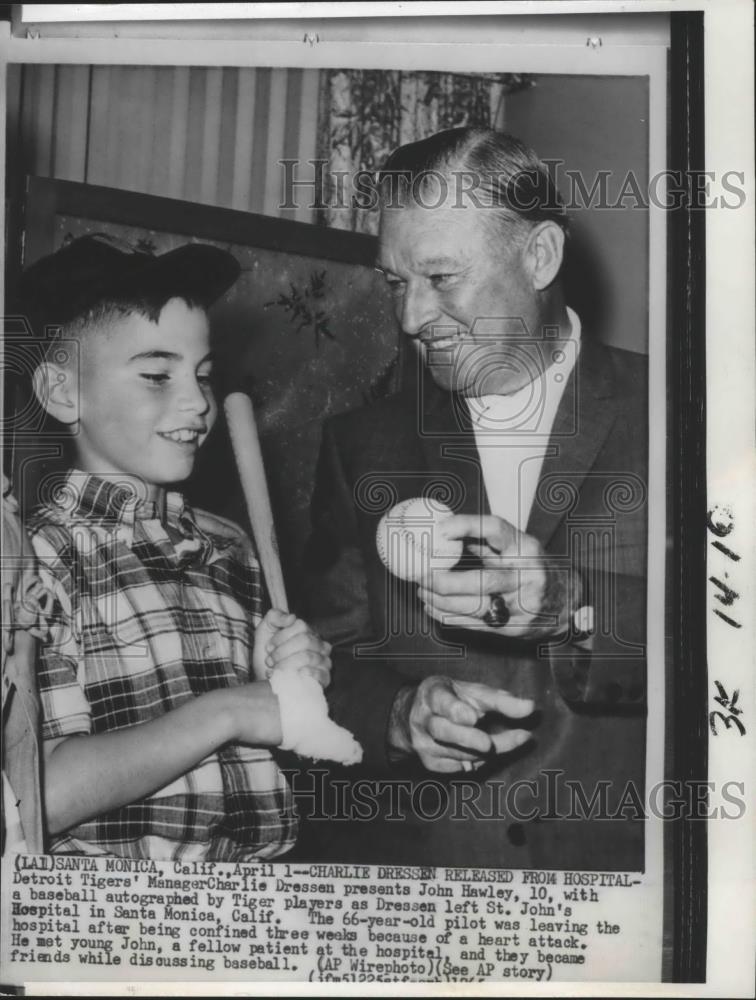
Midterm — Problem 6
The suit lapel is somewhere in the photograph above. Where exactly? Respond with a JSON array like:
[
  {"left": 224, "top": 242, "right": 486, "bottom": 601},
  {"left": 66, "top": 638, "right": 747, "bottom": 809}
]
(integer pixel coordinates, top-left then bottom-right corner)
[
  {"left": 418, "top": 376, "right": 488, "bottom": 517},
  {"left": 415, "top": 342, "right": 619, "bottom": 540},
  {"left": 527, "top": 340, "right": 618, "bottom": 545}
]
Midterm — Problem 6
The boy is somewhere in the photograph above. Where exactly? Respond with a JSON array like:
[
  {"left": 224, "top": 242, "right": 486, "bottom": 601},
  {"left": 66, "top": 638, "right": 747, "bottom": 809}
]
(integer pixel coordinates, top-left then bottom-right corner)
[{"left": 17, "top": 234, "right": 331, "bottom": 860}]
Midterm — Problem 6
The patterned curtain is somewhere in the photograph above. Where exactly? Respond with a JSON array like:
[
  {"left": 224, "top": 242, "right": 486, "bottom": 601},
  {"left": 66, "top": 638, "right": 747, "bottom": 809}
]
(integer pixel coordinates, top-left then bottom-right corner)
[{"left": 317, "top": 70, "right": 534, "bottom": 234}]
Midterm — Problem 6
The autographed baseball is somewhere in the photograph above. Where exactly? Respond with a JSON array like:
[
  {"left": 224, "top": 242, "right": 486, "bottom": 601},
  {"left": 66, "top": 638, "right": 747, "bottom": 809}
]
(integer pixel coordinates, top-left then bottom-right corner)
[{"left": 376, "top": 497, "right": 463, "bottom": 582}]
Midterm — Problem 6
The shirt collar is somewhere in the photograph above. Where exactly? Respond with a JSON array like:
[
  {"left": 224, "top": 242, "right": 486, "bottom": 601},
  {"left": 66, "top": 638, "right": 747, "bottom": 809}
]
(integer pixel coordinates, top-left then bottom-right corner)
[
  {"left": 60, "top": 471, "right": 163, "bottom": 522},
  {"left": 565, "top": 306, "right": 582, "bottom": 345},
  {"left": 53, "top": 471, "right": 197, "bottom": 543},
  {"left": 468, "top": 307, "right": 581, "bottom": 402},
  {"left": 466, "top": 308, "right": 582, "bottom": 429}
]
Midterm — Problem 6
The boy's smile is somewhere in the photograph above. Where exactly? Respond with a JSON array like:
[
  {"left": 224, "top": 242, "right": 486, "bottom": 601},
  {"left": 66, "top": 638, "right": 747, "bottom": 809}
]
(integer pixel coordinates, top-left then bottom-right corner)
[{"left": 72, "top": 298, "right": 216, "bottom": 501}]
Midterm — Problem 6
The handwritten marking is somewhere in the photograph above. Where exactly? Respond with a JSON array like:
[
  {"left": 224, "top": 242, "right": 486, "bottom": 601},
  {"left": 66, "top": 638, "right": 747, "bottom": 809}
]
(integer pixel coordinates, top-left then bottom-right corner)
[
  {"left": 712, "top": 540, "right": 740, "bottom": 561},
  {"left": 707, "top": 507, "right": 741, "bottom": 628},
  {"left": 710, "top": 682, "right": 746, "bottom": 736},
  {"left": 706, "top": 505, "right": 734, "bottom": 537},
  {"left": 714, "top": 681, "right": 742, "bottom": 715},
  {"left": 712, "top": 609, "right": 742, "bottom": 629},
  {"left": 709, "top": 577, "right": 739, "bottom": 607}
]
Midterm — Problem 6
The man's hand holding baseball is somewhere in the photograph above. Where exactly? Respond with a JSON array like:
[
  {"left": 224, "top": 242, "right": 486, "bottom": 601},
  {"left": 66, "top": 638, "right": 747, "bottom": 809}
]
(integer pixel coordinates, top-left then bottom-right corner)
[{"left": 417, "top": 514, "right": 581, "bottom": 640}]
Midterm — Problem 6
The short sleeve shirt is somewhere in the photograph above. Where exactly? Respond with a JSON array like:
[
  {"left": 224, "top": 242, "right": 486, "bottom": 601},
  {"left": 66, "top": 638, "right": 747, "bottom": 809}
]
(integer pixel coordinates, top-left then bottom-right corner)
[{"left": 27, "top": 471, "right": 297, "bottom": 861}]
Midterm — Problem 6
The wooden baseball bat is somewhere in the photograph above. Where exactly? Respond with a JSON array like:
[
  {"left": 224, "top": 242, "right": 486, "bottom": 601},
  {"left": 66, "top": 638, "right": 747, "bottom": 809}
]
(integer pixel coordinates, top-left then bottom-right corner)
[{"left": 224, "top": 391, "right": 289, "bottom": 612}]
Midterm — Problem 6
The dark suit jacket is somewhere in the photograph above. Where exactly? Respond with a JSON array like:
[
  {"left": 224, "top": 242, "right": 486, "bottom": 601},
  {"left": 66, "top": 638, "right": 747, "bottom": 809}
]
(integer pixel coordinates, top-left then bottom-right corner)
[{"left": 298, "top": 340, "right": 648, "bottom": 871}]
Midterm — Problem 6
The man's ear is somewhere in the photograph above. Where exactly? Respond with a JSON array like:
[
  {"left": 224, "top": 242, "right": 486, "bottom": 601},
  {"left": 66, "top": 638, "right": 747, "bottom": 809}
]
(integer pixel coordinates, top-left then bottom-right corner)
[
  {"left": 525, "top": 221, "right": 565, "bottom": 291},
  {"left": 32, "top": 362, "right": 79, "bottom": 425}
]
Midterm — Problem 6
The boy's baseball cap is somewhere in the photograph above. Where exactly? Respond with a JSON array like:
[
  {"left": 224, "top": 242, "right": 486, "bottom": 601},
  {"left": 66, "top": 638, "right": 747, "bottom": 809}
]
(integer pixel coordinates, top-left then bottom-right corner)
[{"left": 15, "top": 233, "right": 241, "bottom": 336}]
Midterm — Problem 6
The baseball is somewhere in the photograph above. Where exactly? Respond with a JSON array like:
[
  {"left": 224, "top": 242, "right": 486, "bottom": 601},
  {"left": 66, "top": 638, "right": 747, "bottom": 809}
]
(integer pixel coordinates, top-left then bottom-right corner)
[{"left": 376, "top": 497, "right": 464, "bottom": 582}]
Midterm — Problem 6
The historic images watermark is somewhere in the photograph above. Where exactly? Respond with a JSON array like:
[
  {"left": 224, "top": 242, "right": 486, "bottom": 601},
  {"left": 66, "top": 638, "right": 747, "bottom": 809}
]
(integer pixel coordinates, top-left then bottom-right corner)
[
  {"left": 278, "top": 160, "right": 747, "bottom": 213},
  {"left": 285, "top": 769, "right": 746, "bottom": 824}
]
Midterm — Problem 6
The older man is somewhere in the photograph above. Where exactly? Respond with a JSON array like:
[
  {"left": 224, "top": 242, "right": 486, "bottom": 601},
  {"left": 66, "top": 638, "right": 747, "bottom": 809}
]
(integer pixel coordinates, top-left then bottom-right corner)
[{"left": 302, "top": 127, "right": 647, "bottom": 870}]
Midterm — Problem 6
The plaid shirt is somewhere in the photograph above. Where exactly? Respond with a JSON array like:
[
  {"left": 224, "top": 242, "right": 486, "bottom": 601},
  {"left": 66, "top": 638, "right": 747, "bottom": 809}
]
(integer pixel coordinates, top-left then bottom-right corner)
[{"left": 27, "top": 471, "right": 297, "bottom": 861}]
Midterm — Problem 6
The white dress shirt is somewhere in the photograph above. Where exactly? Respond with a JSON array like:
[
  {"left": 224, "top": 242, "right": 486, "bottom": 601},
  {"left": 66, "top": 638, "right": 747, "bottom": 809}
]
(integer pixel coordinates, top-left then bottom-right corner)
[{"left": 466, "top": 308, "right": 582, "bottom": 532}]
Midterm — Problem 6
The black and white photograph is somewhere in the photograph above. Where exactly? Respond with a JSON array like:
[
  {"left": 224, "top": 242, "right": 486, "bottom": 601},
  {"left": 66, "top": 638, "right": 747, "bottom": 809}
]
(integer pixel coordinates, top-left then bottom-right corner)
[{"left": 0, "top": 2, "right": 753, "bottom": 995}]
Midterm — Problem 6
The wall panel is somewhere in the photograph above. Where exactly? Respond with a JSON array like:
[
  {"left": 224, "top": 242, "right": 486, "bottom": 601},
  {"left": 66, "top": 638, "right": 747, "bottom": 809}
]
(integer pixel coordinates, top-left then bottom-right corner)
[{"left": 9, "top": 65, "right": 319, "bottom": 223}]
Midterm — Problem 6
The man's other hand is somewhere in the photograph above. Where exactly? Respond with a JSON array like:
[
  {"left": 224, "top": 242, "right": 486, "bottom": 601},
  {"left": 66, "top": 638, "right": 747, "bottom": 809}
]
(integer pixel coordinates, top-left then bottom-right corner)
[{"left": 388, "top": 676, "right": 535, "bottom": 773}]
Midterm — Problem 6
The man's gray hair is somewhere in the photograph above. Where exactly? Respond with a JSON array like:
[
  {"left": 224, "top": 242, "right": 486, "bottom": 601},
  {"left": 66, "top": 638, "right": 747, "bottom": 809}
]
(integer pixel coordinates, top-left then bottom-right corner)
[{"left": 378, "top": 127, "right": 568, "bottom": 240}]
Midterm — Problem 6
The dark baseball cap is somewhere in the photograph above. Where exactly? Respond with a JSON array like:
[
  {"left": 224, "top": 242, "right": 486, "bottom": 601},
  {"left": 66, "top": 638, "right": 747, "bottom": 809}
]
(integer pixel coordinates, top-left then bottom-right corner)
[{"left": 15, "top": 233, "right": 241, "bottom": 337}]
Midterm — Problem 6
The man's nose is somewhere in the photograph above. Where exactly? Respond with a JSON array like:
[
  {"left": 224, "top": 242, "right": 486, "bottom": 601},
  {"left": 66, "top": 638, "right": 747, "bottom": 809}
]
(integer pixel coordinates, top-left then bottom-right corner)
[{"left": 400, "top": 281, "right": 441, "bottom": 338}]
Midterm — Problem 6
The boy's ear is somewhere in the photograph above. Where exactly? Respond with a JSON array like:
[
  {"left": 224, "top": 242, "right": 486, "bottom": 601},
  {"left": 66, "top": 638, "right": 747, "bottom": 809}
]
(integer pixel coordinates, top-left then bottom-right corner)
[
  {"left": 525, "top": 221, "right": 565, "bottom": 291},
  {"left": 32, "top": 362, "right": 79, "bottom": 425}
]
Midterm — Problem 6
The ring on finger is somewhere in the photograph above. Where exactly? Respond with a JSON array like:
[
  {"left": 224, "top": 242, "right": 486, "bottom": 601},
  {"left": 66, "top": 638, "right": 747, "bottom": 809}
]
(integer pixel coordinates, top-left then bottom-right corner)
[{"left": 482, "top": 593, "right": 510, "bottom": 628}]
